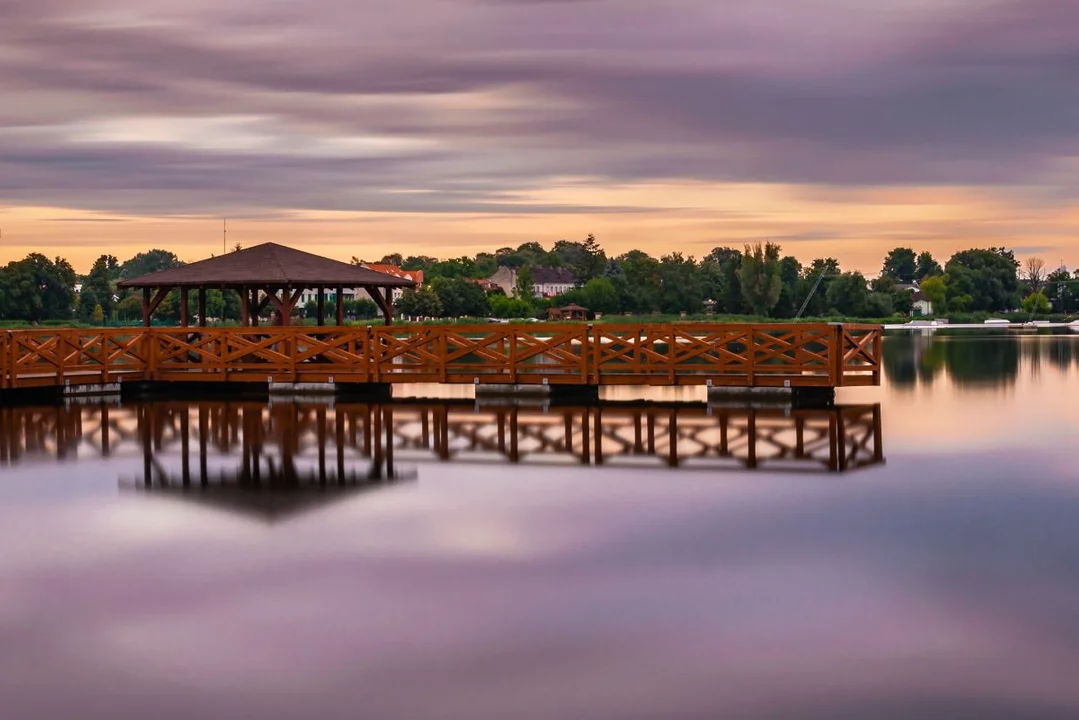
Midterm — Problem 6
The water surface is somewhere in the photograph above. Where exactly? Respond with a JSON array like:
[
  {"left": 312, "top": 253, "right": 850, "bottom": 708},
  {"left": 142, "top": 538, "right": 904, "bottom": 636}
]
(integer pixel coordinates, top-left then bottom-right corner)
[{"left": 2, "top": 332, "right": 1078, "bottom": 719}]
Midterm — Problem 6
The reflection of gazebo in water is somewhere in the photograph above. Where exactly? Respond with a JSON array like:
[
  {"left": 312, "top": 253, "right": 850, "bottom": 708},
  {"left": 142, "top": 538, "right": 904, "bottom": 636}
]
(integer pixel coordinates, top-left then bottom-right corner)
[
  {"left": 123, "top": 403, "right": 415, "bottom": 524},
  {"left": 116, "top": 242, "right": 415, "bottom": 327}
]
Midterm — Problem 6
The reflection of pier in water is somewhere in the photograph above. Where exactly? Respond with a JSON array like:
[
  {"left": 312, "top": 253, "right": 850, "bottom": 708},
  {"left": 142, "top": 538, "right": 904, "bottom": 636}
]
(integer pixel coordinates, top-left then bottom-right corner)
[{"left": 1, "top": 401, "right": 884, "bottom": 476}]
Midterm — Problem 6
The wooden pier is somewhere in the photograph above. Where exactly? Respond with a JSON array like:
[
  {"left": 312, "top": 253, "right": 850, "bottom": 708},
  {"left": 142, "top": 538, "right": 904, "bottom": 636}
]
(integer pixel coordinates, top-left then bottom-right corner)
[{"left": 0, "top": 322, "right": 881, "bottom": 393}]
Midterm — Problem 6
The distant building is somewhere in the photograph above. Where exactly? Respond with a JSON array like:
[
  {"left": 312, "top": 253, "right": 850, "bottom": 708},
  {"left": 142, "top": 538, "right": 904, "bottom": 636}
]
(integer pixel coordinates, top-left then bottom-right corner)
[
  {"left": 531, "top": 268, "right": 577, "bottom": 297},
  {"left": 298, "top": 265, "right": 422, "bottom": 307},
  {"left": 358, "top": 264, "right": 423, "bottom": 302},
  {"left": 912, "top": 290, "right": 933, "bottom": 316},
  {"left": 486, "top": 266, "right": 578, "bottom": 298},
  {"left": 487, "top": 267, "right": 517, "bottom": 296}
]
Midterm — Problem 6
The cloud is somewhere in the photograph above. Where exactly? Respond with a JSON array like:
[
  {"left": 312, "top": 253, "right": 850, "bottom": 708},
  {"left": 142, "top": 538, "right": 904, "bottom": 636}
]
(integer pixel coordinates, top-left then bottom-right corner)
[{"left": 0, "top": 0, "right": 1077, "bottom": 227}]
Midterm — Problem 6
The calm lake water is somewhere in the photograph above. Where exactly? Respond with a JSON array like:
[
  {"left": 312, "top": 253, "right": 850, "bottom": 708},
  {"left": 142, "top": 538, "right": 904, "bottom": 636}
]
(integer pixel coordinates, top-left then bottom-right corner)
[{"left": 2, "top": 331, "right": 1078, "bottom": 719}]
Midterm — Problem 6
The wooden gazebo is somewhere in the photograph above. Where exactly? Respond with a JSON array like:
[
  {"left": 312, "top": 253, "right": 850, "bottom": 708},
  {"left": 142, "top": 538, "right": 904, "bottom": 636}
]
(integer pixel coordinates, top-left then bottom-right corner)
[
  {"left": 548, "top": 304, "right": 589, "bottom": 321},
  {"left": 117, "top": 243, "right": 415, "bottom": 327}
]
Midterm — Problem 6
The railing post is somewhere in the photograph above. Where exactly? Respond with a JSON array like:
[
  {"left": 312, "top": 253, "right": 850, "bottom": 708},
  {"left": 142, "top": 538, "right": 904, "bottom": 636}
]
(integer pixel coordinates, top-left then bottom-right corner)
[
  {"left": 581, "top": 324, "right": 591, "bottom": 384},
  {"left": 100, "top": 330, "right": 110, "bottom": 385},
  {"left": 509, "top": 327, "right": 518, "bottom": 384},
  {"left": 369, "top": 325, "right": 379, "bottom": 383},
  {"left": 829, "top": 323, "right": 844, "bottom": 387},
  {"left": 0, "top": 332, "right": 8, "bottom": 390},
  {"left": 438, "top": 327, "right": 448, "bottom": 384},
  {"left": 746, "top": 327, "right": 755, "bottom": 387},
  {"left": 873, "top": 328, "right": 883, "bottom": 385},
  {"left": 147, "top": 327, "right": 158, "bottom": 381}
]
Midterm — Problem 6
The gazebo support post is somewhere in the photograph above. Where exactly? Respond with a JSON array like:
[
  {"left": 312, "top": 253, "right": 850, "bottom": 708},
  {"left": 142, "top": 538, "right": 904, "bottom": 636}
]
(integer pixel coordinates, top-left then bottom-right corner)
[
  {"left": 142, "top": 287, "right": 170, "bottom": 328},
  {"left": 317, "top": 287, "right": 325, "bottom": 327},
  {"left": 250, "top": 289, "right": 259, "bottom": 327},
  {"left": 365, "top": 286, "right": 393, "bottom": 326},
  {"left": 198, "top": 288, "right": 207, "bottom": 327},
  {"left": 336, "top": 286, "right": 345, "bottom": 326},
  {"left": 239, "top": 287, "right": 249, "bottom": 326},
  {"left": 288, "top": 288, "right": 303, "bottom": 324},
  {"left": 180, "top": 289, "right": 189, "bottom": 328}
]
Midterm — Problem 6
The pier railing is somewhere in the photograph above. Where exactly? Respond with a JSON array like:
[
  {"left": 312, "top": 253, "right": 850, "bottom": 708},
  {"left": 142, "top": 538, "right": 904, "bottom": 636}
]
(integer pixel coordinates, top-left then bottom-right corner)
[{"left": 0, "top": 322, "right": 881, "bottom": 390}]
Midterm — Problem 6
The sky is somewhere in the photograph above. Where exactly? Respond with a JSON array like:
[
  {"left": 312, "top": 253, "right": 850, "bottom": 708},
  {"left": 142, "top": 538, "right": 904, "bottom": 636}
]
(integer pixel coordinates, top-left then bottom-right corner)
[{"left": 1, "top": 0, "right": 1077, "bottom": 274}]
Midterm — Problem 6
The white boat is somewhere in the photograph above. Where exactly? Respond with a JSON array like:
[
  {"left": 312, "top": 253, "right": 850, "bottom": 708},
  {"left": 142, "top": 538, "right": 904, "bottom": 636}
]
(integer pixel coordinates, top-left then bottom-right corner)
[
  {"left": 1068, "top": 320, "right": 1079, "bottom": 333},
  {"left": 983, "top": 318, "right": 1010, "bottom": 325}
]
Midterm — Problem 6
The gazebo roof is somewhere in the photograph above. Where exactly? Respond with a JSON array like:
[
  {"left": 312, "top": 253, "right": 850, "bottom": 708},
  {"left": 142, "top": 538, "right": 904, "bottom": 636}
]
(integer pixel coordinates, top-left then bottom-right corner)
[{"left": 117, "top": 242, "right": 416, "bottom": 289}]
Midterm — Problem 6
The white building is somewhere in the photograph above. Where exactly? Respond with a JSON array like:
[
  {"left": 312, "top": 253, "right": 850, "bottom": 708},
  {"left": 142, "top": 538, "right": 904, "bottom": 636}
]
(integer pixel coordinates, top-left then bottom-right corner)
[
  {"left": 298, "top": 265, "right": 422, "bottom": 307},
  {"left": 485, "top": 266, "right": 578, "bottom": 298}
]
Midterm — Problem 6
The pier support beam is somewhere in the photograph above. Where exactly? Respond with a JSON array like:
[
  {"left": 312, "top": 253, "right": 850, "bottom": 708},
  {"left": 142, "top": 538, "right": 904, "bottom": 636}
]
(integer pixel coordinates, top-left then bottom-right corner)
[
  {"left": 791, "top": 387, "right": 835, "bottom": 409},
  {"left": 335, "top": 383, "right": 393, "bottom": 402}
]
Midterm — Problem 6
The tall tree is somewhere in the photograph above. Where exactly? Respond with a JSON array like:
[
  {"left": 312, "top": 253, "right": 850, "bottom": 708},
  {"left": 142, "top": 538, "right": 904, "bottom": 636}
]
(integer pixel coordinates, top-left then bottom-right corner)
[
  {"left": 119, "top": 249, "right": 183, "bottom": 284},
  {"left": 657, "top": 253, "right": 704, "bottom": 313},
  {"left": 825, "top": 272, "right": 870, "bottom": 316},
  {"left": 79, "top": 254, "right": 119, "bottom": 322},
  {"left": 431, "top": 278, "right": 489, "bottom": 317},
  {"left": 919, "top": 276, "right": 947, "bottom": 315},
  {"left": 0, "top": 254, "right": 77, "bottom": 322},
  {"left": 737, "top": 243, "right": 782, "bottom": 316},
  {"left": 1024, "top": 257, "right": 1046, "bottom": 294},
  {"left": 881, "top": 247, "right": 917, "bottom": 283},
  {"left": 944, "top": 248, "right": 1020, "bottom": 312},
  {"left": 514, "top": 266, "right": 535, "bottom": 300},
  {"left": 915, "top": 251, "right": 942, "bottom": 281}
]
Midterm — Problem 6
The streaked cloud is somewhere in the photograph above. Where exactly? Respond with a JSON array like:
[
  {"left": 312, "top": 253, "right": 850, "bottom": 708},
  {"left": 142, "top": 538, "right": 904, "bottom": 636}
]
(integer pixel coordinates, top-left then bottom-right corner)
[{"left": 2, "top": 0, "right": 1078, "bottom": 269}]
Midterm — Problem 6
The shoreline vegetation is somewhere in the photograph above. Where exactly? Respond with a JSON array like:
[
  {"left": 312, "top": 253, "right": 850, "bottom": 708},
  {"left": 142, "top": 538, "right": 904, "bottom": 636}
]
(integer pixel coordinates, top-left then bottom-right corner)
[
  {"left": 2, "top": 311, "right": 1073, "bottom": 332},
  {"left": 0, "top": 238, "right": 1072, "bottom": 327}
]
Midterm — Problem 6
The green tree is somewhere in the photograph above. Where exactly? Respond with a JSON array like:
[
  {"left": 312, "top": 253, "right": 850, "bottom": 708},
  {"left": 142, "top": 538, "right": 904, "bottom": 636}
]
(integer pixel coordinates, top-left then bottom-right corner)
[
  {"left": 514, "top": 266, "right": 535, "bottom": 300},
  {"left": 737, "top": 243, "right": 782, "bottom": 316},
  {"left": 825, "top": 272, "right": 870, "bottom": 316},
  {"left": 344, "top": 299, "right": 379, "bottom": 320},
  {"left": 397, "top": 288, "right": 443, "bottom": 318},
  {"left": 657, "top": 253, "right": 704, "bottom": 314},
  {"left": 431, "top": 278, "right": 489, "bottom": 317},
  {"left": 616, "top": 250, "right": 662, "bottom": 313},
  {"left": 796, "top": 258, "right": 841, "bottom": 317},
  {"left": 915, "top": 251, "right": 943, "bottom": 281},
  {"left": 579, "top": 277, "right": 620, "bottom": 314},
  {"left": 881, "top": 248, "right": 917, "bottom": 283},
  {"left": 864, "top": 292, "right": 894, "bottom": 318},
  {"left": 1045, "top": 267, "right": 1073, "bottom": 312},
  {"left": 489, "top": 294, "right": 533, "bottom": 318},
  {"left": 79, "top": 254, "right": 119, "bottom": 322},
  {"left": 944, "top": 248, "right": 1020, "bottom": 312},
  {"left": 551, "top": 235, "right": 606, "bottom": 283},
  {"left": 772, "top": 256, "right": 803, "bottom": 318},
  {"left": 919, "top": 275, "right": 947, "bottom": 315},
  {"left": 119, "top": 249, "right": 183, "bottom": 282},
  {"left": 114, "top": 295, "right": 142, "bottom": 323},
  {"left": 0, "top": 253, "right": 77, "bottom": 322},
  {"left": 1021, "top": 291, "right": 1051, "bottom": 314}
]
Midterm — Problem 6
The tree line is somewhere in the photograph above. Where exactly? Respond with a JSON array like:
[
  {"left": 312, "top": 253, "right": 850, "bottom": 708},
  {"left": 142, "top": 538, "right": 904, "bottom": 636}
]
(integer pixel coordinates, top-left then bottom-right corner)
[{"left": 0, "top": 238, "right": 1072, "bottom": 324}]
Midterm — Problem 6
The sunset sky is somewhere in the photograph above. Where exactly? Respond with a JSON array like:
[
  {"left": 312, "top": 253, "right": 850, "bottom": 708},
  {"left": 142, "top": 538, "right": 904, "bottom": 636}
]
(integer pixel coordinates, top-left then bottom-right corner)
[{"left": 2, "top": 0, "right": 1076, "bottom": 274}]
